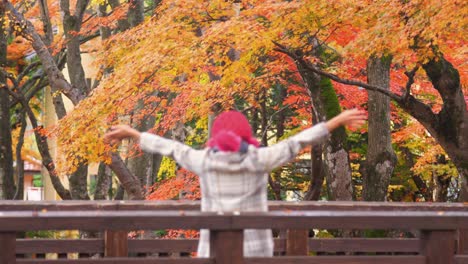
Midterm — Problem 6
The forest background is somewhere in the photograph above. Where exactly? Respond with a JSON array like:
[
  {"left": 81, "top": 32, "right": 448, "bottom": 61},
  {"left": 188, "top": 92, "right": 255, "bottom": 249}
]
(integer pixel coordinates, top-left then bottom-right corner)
[{"left": 0, "top": 0, "right": 467, "bottom": 220}]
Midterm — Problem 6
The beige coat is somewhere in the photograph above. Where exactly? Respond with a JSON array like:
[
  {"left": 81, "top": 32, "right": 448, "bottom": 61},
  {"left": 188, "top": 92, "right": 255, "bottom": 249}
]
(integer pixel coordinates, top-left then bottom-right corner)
[{"left": 139, "top": 123, "right": 329, "bottom": 257}]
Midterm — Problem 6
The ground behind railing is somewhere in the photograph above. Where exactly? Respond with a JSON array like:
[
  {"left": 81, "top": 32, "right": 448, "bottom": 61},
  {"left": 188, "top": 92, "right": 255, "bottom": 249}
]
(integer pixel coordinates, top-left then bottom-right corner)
[{"left": 1, "top": 201, "right": 467, "bottom": 264}]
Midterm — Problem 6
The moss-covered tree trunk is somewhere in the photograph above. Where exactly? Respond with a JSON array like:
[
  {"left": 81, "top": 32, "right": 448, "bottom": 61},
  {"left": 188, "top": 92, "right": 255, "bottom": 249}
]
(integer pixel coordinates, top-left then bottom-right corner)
[
  {"left": 295, "top": 57, "right": 353, "bottom": 200},
  {"left": 318, "top": 79, "right": 353, "bottom": 201},
  {"left": 362, "top": 56, "right": 396, "bottom": 201}
]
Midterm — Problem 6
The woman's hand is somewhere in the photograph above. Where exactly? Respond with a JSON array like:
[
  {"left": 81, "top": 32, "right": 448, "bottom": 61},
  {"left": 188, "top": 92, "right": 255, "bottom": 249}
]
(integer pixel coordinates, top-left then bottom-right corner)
[
  {"left": 104, "top": 125, "right": 141, "bottom": 146},
  {"left": 326, "top": 109, "right": 367, "bottom": 132}
]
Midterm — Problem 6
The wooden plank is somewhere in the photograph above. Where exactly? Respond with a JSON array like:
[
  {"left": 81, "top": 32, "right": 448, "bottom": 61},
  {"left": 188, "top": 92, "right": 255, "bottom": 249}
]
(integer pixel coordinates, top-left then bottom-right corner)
[
  {"left": 274, "top": 238, "right": 285, "bottom": 252},
  {"left": 14, "top": 238, "right": 287, "bottom": 254},
  {"left": 210, "top": 230, "right": 243, "bottom": 264},
  {"left": 459, "top": 229, "right": 468, "bottom": 254},
  {"left": 17, "top": 258, "right": 214, "bottom": 264},
  {"left": 420, "top": 230, "right": 456, "bottom": 264},
  {"left": 0, "top": 211, "right": 232, "bottom": 231},
  {"left": 309, "top": 238, "right": 420, "bottom": 252},
  {"left": 455, "top": 255, "right": 468, "bottom": 264},
  {"left": 268, "top": 201, "right": 468, "bottom": 212},
  {"left": 286, "top": 229, "right": 308, "bottom": 255},
  {"left": 0, "top": 232, "right": 16, "bottom": 264},
  {"left": 231, "top": 211, "right": 468, "bottom": 230},
  {"left": 14, "top": 256, "right": 426, "bottom": 264},
  {"left": 2, "top": 200, "right": 468, "bottom": 212},
  {"left": 16, "top": 239, "right": 103, "bottom": 253},
  {"left": 244, "top": 256, "right": 426, "bottom": 264},
  {"left": 105, "top": 230, "right": 128, "bottom": 257},
  {"left": 2, "top": 210, "right": 468, "bottom": 231},
  {"left": 128, "top": 239, "right": 198, "bottom": 252}
]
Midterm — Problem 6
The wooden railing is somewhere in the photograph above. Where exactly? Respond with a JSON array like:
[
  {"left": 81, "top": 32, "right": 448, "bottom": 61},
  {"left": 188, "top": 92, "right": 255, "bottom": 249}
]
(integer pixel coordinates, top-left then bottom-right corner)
[{"left": 0, "top": 201, "right": 468, "bottom": 264}]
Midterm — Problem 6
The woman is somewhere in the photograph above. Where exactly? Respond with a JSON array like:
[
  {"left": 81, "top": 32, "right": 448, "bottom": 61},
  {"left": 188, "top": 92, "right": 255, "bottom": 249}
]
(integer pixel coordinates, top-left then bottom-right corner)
[{"left": 104, "top": 108, "right": 366, "bottom": 257}]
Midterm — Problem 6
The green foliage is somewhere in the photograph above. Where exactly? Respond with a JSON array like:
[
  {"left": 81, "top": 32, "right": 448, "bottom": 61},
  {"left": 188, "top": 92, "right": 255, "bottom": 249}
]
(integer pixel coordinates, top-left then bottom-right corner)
[
  {"left": 153, "top": 229, "right": 168, "bottom": 238},
  {"left": 26, "top": 230, "right": 56, "bottom": 238},
  {"left": 363, "top": 229, "right": 387, "bottom": 238},
  {"left": 88, "top": 176, "right": 97, "bottom": 197},
  {"left": 319, "top": 78, "right": 341, "bottom": 119},
  {"left": 32, "top": 174, "right": 43, "bottom": 187},
  {"left": 314, "top": 229, "right": 334, "bottom": 238}
]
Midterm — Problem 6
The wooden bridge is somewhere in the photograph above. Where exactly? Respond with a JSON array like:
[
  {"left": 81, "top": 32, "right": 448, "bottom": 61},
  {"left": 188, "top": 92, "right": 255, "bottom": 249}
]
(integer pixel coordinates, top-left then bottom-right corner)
[{"left": 0, "top": 201, "right": 468, "bottom": 263}]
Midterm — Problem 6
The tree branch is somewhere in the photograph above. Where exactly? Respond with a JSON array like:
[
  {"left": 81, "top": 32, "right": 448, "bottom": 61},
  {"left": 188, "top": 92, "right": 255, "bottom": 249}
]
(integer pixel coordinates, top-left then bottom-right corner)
[
  {"left": 403, "top": 66, "right": 419, "bottom": 100},
  {"left": 13, "top": 108, "right": 26, "bottom": 200},
  {"left": 5, "top": 88, "right": 72, "bottom": 200},
  {"left": 273, "top": 41, "right": 403, "bottom": 102},
  {"left": 108, "top": 153, "right": 144, "bottom": 200},
  {"left": 38, "top": 0, "right": 54, "bottom": 45},
  {"left": 16, "top": 61, "right": 41, "bottom": 84},
  {"left": 5, "top": 0, "right": 82, "bottom": 104},
  {"left": 272, "top": 41, "right": 442, "bottom": 138},
  {"left": 75, "top": 0, "right": 90, "bottom": 23}
]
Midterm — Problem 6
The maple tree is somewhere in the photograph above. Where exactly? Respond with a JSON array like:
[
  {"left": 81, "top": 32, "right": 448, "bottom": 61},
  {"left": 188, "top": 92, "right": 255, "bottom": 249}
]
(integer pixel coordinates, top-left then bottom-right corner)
[
  {"left": 54, "top": 0, "right": 464, "bottom": 201},
  {"left": 2, "top": 0, "right": 465, "bottom": 204},
  {"left": 1, "top": 0, "right": 162, "bottom": 200},
  {"left": 0, "top": 0, "right": 51, "bottom": 199},
  {"left": 283, "top": 0, "right": 468, "bottom": 200}
]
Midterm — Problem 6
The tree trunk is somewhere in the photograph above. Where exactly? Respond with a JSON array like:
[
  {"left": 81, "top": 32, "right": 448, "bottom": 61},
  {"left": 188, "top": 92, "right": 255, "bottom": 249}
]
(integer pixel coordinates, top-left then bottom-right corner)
[
  {"left": 13, "top": 110, "right": 27, "bottom": 200},
  {"left": 39, "top": 0, "right": 68, "bottom": 119},
  {"left": 20, "top": 96, "right": 71, "bottom": 199},
  {"left": 304, "top": 146, "right": 325, "bottom": 200},
  {"left": 400, "top": 146, "right": 431, "bottom": 201},
  {"left": 97, "top": 3, "right": 112, "bottom": 40},
  {"left": 60, "top": 0, "right": 92, "bottom": 200},
  {"left": 0, "top": 9, "right": 15, "bottom": 199},
  {"left": 127, "top": 100, "right": 161, "bottom": 193},
  {"left": 94, "top": 162, "right": 112, "bottom": 200},
  {"left": 38, "top": 0, "right": 54, "bottom": 45},
  {"left": 273, "top": 85, "right": 288, "bottom": 200},
  {"left": 420, "top": 55, "right": 468, "bottom": 201},
  {"left": 315, "top": 79, "right": 353, "bottom": 201},
  {"left": 304, "top": 111, "right": 325, "bottom": 201},
  {"left": 399, "top": 55, "right": 468, "bottom": 201},
  {"left": 150, "top": 0, "right": 162, "bottom": 15},
  {"left": 128, "top": 0, "right": 145, "bottom": 27},
  {"left": 294, "top": 51, "right": 353, "bottom": 201},
  {"left": 260, "top": 91, "right": 281, "bottom": 200},
  {"left": 0, "top": 86, "right": 14, "bottom": 201},
  {"left": 108, "top": 0, "right": 131, "bottom": 32},
  {"left": 362, "top": 56, "right": 396, "bottom": 201},
  {"left": 68, "top": 164, "right": 90, "bottom": 200},
  {"left": 108, "top": 153, "right": 144, "bottom": 200}
]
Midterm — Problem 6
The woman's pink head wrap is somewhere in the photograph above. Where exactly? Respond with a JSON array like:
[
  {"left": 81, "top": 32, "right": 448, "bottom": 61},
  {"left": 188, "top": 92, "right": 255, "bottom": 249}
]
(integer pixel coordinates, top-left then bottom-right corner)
[{"left": 207, "top": 111, "right": 259, "bottom": 152}]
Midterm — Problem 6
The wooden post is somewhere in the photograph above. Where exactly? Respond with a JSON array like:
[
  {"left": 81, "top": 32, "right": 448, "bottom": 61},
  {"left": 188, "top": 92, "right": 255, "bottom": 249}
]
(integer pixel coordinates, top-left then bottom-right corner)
[
  {"left": 286, "top": 229, "right": 309, "bottom": 255},
  {"left": 0, "top": 232, "right": 16, "bottom": 264},
  {"left": 458, "top": 229, "right": 468, "bottom": 254},
  {"left": 210, "top": 230, "right": 243, "bottom": 264},
  {"left": 420, "top": 230, "right": 456, "bottom": 264},
  {"left": 105, "top": 230, "right": 128, "bottom": 257}
]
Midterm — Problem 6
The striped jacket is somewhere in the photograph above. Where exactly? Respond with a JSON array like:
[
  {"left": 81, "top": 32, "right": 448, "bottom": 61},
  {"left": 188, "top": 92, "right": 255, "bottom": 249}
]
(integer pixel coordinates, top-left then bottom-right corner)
[{"left": 139, "top": 123, "right": 329, "bottom": 257}]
